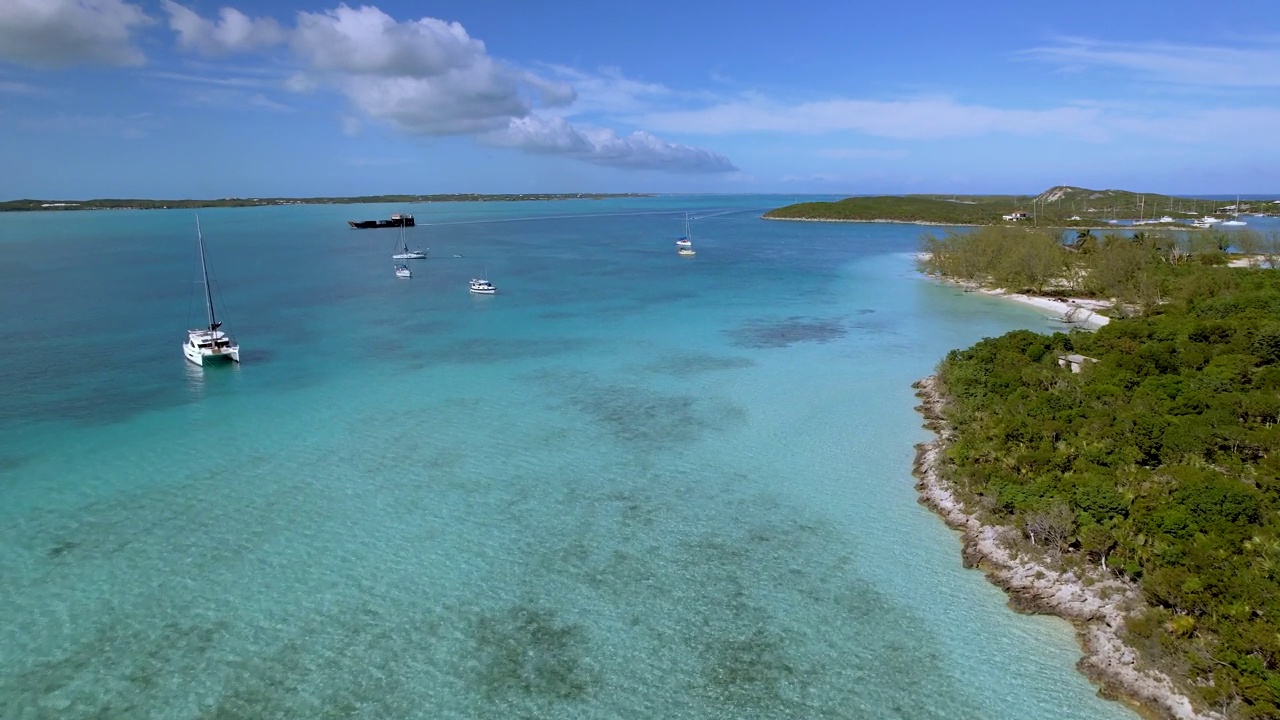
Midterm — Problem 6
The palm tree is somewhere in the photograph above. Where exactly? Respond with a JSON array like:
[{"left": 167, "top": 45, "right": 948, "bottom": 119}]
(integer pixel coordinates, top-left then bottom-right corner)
[{"left": 1071, "top": 229, "right": 1098, "bottom": 254}]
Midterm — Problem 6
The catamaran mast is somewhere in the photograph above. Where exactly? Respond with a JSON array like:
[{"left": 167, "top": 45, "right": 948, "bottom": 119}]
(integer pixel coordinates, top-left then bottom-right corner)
[{"left": 196, "top": 215, "right": 219, "bottom": 331}]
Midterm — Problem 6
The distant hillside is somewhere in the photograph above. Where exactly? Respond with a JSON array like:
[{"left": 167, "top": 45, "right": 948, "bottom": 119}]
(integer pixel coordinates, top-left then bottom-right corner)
[
  {"left": 763, "top": 187, "right": 1273, "bottom": 226},
  {"left": 1031, "top": 186, "right": 1250, "bottom": 217}
]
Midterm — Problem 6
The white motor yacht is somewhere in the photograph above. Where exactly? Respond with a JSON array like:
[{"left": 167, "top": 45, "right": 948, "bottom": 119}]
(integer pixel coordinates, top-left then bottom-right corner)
[
  {"left": 395, "top": 263, "right": 412, "bottom": 279},
  {"left": 469, "top": 278, "right": 496, "bottom": 294}
]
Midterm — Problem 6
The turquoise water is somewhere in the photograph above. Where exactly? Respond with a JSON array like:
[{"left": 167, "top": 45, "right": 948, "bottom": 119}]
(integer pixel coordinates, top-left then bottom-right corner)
[{"left": 0, "top": 197, "right": 1135, "bottom": 719}]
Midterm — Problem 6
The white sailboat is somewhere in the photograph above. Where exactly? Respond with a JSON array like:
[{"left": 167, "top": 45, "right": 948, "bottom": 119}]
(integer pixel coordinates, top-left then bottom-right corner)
[
  {"left": 1222, "top": 196, "right": 1248, "bottom": 226},
  {"left": 392, "top": 225, "right": 427, "bottom": 259},
  {"left": 183, "top": 216, "right": 240, "bottom": 366},
  {"left": 676, "top": 213, "right": 696, "bottom": 255}
]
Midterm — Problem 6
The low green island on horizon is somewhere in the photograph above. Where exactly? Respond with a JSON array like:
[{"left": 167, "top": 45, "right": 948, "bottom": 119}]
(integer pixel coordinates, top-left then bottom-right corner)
[
  {"left": 0, "top": 193, "right": 648, "bottom": 212},
  {"left": 765, "top": 185, "right": 1280, "bottom": 227}
]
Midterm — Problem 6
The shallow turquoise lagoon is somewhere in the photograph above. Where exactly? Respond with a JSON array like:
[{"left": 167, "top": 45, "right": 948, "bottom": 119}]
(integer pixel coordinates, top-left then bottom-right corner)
[{"left": 0, "top": 197, "right": 1135, "bottom": 718}]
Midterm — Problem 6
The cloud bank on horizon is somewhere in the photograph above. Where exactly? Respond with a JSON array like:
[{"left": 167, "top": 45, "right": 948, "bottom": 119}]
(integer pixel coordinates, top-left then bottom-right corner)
[
  {"left": 0, "top": 0, "right": 736, "bottom": 176},
  {"left": 0, "top": 0, "right": 1278, "bottom": 196}
]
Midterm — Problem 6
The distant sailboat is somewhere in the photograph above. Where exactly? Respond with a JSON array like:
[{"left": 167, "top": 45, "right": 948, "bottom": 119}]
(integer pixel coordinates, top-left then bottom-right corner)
[
  {"left": 183, "top": 215, "right": 240, "bottom": 366},
  {"left": 676, "top": 213, "right": 696, "bottom": 255},
  {"left": 392, "top": 224, "right": 427, "bottom": 259},
  {"left": 1222, "top": 195, "right": 1248, "bottom": 226}
]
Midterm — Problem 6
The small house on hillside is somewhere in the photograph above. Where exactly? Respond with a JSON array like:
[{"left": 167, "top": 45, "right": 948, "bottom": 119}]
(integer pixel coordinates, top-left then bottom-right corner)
[
  {"left": 1057, "top": 354, "right": 1097, "bottom": 373},
  {"left": 1002, "top": 211, "right": 1030, "bottom": 221}
]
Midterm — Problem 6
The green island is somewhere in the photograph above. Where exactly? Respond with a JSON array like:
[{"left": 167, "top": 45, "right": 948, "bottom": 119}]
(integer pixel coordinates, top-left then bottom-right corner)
[
  {"left": 764, "top": 186, "right": 1277, "bottom": 227},
  {"left": 0, "top": 193, "right": 646, "bottom": 212},
  {"left": 919, "top": 226, "right": 1280, "bottom": 718}
]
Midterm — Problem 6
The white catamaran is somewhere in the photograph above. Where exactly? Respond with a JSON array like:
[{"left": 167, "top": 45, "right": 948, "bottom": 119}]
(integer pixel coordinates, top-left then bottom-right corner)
[{"left": 183, "top": 216, "right": 240, "bottom": 366}]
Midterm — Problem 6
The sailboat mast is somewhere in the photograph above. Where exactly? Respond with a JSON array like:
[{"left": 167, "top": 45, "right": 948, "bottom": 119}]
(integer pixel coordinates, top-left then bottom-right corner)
[{"left": 197, "top": 215, "right": 217, "bottom": 330}]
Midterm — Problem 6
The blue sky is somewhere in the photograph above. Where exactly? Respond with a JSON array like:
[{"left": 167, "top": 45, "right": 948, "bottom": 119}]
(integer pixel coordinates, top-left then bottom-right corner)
[{"left": 1, "top": 0, "right": 1278, "bottom": 198}]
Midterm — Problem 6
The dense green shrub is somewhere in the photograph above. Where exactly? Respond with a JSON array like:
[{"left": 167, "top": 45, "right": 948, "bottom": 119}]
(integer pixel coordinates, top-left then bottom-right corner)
[{"left": 936, "top": 267, "right": 1280, "bottom": 717}]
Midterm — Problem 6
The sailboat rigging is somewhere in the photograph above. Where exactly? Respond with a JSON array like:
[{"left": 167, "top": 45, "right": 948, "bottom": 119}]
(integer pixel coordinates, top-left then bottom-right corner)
[
  {"left": 183, "top": 215, "right": 240, "bottom": 365},
  {"left": 676, "top": 212, "right": 696, "bottom": 256},
  {"left": 392, "top": 224, "right": 427, "bottom": 259},
  {"left": 1222, "top": 195, "right": 1247, "bottom": 226}
]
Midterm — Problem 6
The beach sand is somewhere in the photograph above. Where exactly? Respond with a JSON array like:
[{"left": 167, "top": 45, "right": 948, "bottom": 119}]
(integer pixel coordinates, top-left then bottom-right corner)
[{"left": 977, "top": 289, "right": 1111, "bottom": 329}]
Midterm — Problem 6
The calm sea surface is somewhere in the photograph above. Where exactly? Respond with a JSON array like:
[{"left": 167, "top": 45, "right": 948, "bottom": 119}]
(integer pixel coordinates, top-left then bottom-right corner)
[{"left": 0, "top": 196, "right": 1137, "bottom": 719}]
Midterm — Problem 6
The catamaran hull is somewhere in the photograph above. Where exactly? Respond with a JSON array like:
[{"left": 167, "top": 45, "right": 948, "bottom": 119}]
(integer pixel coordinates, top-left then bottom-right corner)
[{"left": 183, "top": 344, "right": 241, "bottom": 365}]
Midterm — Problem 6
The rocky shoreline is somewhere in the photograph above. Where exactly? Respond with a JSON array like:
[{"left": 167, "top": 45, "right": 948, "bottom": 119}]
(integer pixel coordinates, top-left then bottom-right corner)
[{"left": 911, "top": 375, "right": 1220, "bottom": 720}]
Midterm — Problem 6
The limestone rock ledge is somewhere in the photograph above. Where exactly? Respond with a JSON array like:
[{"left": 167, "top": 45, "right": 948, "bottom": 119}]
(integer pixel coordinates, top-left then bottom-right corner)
[{"left": 911, "top": 375, "right": 1220, "bottom": 720}]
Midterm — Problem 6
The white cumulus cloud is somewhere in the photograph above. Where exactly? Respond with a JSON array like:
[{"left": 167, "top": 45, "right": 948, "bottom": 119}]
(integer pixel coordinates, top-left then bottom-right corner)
[
  {"left": 155, "top": 2, "right": 735, "bottom": 172},
  {"left": 291, "top": 4, "right": 487, "bottom": 77},
  {"left": 332, "top": 66, "right": 529, "bottom": 135},
  {"left": 162, "top": 1, "right": 284, "bottom": 56},
  {"left": 488, "top": 115, "right": 737, "bottom": 173},
  {"left": 0, "top": 0, "right": 152, "bottom": 68}
]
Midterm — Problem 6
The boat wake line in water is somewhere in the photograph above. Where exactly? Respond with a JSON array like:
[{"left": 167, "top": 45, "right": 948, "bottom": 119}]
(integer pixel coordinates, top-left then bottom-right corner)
[{"left": 416, "top": 207, "right": 768, "bottom": 228}]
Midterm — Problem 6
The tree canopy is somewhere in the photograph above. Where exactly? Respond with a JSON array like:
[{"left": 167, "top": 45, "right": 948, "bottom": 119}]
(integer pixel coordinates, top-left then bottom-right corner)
[{"left": 937, "top": 267, "right": 1280, "bottom": 717}]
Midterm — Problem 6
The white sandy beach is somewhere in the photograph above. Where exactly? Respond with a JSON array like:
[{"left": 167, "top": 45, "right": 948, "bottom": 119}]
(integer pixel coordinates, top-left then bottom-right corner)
[
  {"left": 977, "top": 289, "right": 1111, "bottom": 329},
  {"left": 913, "top": 254, "right": 1112, "bottom": 329}
]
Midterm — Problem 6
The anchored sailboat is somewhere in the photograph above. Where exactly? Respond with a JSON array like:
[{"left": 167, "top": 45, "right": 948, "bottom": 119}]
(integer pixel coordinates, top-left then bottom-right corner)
[
  {"left": 183, "top": 216, "right": 240, "bottom": 366},
  {"left": 676, "top": 213, "right": 692, "bottom": 247},
  {"left": 1222, "top": 195, "right": 1248, "bottom": 226},
  {"left": 676, "top": 213, "right": 696, "bottom": 256},
  {"left": 392, "top": 224, "right": 427, "bottom": 259}
]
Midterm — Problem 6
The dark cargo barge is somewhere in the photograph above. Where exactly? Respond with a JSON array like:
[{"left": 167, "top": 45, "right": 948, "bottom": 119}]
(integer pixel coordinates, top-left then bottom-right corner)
[{"left": 348, "top": 213, "right": 414, "bottom": 229}]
